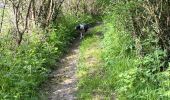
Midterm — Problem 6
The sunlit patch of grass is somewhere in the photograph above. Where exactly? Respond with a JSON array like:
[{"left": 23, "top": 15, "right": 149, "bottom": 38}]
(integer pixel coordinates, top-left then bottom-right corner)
[
  {"left": 77, "top": 34, "right": 102, "bottom": 78},
  {"left": 76, "top": 25, "right": 113, "bottom": 99}
]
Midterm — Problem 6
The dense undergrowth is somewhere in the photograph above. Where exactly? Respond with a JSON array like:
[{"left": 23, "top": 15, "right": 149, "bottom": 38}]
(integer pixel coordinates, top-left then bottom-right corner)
[
  {"left": 0, "top": 14, "right": 92, "bottom": 99},
  {"left": 102, "top": 1, "right": 170, "bottom": 99},
  {"left": 101, "top": 2, "right": 170, "bottom": 100},
  {"left": 77, "top": 1, "right": 170, "bottom": 100}
]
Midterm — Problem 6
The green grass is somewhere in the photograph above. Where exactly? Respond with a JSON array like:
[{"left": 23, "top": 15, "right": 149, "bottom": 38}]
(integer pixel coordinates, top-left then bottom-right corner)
[
  {"left": 76, "top": 1, "right": 170, "bottom": 99},
  {"left": 77, "top": 25, "right": 115, "bottom": 99},
  {"left": 77, "top": 15, "right": 137, "bottom": 99}
]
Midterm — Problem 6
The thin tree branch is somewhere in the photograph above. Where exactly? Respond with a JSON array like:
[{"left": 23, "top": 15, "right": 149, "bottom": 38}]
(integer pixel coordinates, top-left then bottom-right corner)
[{"left": 0, "top": 0, "right": 6, "bottom": 33}]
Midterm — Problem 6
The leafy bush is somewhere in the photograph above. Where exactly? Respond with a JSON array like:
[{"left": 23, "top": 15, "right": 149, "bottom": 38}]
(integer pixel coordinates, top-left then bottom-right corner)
[
  {"left": 102, "top": 1, "right": 170, "bottom": 99},
  {"left": 102, "top": 8, "right": 137, "bottom": 99}
]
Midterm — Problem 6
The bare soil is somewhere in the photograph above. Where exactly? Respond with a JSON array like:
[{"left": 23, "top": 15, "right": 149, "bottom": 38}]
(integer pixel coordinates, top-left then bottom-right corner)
[{"left": 40, "top": 39, "right": 80, "bottom": 100}]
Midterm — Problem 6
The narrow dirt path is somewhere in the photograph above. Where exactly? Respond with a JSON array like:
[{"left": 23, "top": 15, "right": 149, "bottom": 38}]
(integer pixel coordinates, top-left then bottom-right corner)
[
  {"left": 40, "top": 22, "right": 102, "bottom": 100},
  {"left": 41, "top": 39, "right": 80, "bottom": 100}
]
